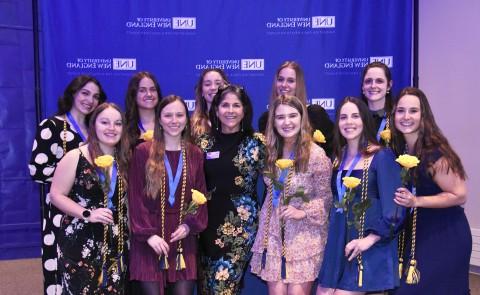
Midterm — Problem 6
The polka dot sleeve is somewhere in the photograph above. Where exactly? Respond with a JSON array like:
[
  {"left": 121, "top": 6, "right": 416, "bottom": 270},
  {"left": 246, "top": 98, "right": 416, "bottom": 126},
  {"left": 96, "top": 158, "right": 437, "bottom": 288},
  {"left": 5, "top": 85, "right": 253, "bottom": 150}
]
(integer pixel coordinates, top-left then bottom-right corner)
[{"left": 28, "top": 117, "right": 82, "bottom": 184}]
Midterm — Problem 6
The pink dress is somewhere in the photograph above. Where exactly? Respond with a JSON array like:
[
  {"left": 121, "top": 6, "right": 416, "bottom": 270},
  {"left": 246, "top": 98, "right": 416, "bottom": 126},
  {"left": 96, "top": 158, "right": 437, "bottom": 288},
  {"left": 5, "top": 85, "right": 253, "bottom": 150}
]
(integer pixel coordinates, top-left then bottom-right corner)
[{"left": 250, "top": 143, "right": 332, "bottom": 283}]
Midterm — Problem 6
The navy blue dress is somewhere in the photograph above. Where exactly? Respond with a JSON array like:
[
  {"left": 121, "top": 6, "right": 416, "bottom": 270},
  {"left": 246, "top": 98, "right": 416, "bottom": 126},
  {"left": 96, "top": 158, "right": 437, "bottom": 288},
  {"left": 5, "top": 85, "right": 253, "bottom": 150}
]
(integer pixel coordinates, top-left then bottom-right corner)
[
  {"left": 390, "top": 150, "right": 472, "bottom": 295},
  {"left": 318, "top": 148, "right": 405, "bottom": 292}
]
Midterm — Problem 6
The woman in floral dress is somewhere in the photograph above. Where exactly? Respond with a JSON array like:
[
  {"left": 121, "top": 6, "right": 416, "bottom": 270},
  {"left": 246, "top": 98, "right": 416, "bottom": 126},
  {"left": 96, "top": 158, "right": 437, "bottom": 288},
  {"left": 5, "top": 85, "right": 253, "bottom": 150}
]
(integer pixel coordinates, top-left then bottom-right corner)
[
  {"left": 250, "top": 95, "right": 332, "bottom": 294},
  {"left": 50, "top": 103, "right": 129, "bottom": 294},
  {"left": 196, "top": 85, "right": 265, "bottom": 295},
  {"left": 29, "top": 75, "right": 106, "bottom": 294}
]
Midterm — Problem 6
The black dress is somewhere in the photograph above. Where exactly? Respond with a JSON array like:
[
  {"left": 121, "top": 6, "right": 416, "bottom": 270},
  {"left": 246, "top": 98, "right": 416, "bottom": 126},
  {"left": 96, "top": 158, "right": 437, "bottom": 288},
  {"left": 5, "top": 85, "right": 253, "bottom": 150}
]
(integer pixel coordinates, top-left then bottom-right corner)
[
  {"left": 57, "top": 152, "right": 129, "bottom": 294},
  {"left": 258, "top": 105, "right": 334, "bottom": 157},
  {"left": 29, "top": 116, "right": 84, "bottom": 294},
  {"left": 196, "top": 131, "right": 265, "bottom": 295}
]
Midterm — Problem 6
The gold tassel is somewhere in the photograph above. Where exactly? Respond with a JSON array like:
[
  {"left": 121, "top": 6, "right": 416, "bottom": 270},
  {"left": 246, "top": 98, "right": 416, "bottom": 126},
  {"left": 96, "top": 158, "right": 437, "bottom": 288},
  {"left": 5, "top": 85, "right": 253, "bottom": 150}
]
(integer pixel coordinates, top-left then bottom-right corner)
[
  {"left": 405, "top": 259, "right": 420, "bottom": 284},
  {"left": 176, "top": 251, "right": 186, "bottom": 270},
  {"left": 398, "top": 257, "right": 404, "bottom": 279},
  {"left": 159, "top": 255, "right": 169, "bottom": 270},
  {"left": 358, "top": 263, "right": 364, "bottom": 287},
  {"left": 97, "top": 269, "right": 103, "bottom": 286}
]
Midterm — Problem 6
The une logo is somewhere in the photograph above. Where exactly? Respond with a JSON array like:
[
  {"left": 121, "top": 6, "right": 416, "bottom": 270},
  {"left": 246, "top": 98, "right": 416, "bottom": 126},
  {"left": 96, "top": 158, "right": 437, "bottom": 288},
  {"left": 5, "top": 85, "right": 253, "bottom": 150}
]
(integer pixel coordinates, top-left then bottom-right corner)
[
  {"left": 241, "top": 59, "right": 264, "bottom": 71},
  {"left": 311, "top": 98, "right": 335, "bottom": 110},
  {"left": 312, "top": 16, "right": 335, "bottom": 28},
  {"left": 370, "top": 56, "right": 394, "bottom": 68},
  {"left": 185, "top": 100, "right": 196, "bottom": 112},
  {"left": 112, "top": 58, "right": 136, "bottom": 71},
  {"left": 172, "top": 17, "right": 196, "bottom": 29}
]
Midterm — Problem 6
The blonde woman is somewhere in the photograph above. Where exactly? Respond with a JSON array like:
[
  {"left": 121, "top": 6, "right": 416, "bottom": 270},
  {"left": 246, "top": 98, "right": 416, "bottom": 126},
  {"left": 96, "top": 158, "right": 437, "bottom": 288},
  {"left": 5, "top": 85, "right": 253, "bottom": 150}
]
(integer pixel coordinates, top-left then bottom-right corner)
[{"left": 251, "top": 95, "right": 332, "bottom": 295}]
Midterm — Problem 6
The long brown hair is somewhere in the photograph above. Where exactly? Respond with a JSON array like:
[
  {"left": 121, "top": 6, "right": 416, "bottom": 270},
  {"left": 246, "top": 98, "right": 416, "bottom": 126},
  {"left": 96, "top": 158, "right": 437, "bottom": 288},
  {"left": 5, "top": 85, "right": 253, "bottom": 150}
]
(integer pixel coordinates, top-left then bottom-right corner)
[
  {"left": 391, "top": 87, "right": 466, "bottom": 179},
  {"left": 332, "top": 97, "right": 379, "bottom": 164},
  {"left": 191, "top": 68, "right": 229, "bottom": 140},
  {"left": 145, "top": 95, "right": 191, "bottom": 199},
  {"left": 86, "top": 103, "right": 129, "bottom": 182},
  {"left": 265, "top": 95, "right": 312, "bottom": 173},
  {"left": 269, "top": 61, "right": 307, "bottom": 105},
  {"left": 124, "top": 71, "right": 162, "bottom": 151}
]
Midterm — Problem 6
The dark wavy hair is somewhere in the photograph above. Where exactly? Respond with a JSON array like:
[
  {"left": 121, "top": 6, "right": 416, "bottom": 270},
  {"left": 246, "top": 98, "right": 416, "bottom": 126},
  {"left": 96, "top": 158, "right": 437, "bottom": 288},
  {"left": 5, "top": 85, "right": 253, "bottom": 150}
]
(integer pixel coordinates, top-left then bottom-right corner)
[
  {"left": 86, "top": 102, "right": 129, "bottom": 184},
  {"left": 145, "top": 95, "right": 191, "bottom": 199},
  {"left": 360, "top": 61, "right": 393, "bottom": 113},
  {"left": 391, "top": 87, "right": 466, "bottom": 180},
  {"left": 333, "top": 97, "right": 379, "bottom": 163},
  {"left": 56, "top": 75, "right": 107, "bottom": 119},
  {"left": 124, "top": 71, "right": 162, "bottom": 151},
  {"left": 191, "top": 68, "right": 229, "bottom": 140},
  {"left": 209, "top": 84, "right": 254, "bottom": 138}
]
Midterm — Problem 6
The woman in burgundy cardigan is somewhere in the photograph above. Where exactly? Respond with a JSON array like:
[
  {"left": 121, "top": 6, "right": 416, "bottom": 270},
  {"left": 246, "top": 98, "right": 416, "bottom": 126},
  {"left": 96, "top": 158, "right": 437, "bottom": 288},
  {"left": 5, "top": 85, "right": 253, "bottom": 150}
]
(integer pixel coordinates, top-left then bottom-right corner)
[{"left": 128, "top": 95, "right": 207, "bottom": 295}]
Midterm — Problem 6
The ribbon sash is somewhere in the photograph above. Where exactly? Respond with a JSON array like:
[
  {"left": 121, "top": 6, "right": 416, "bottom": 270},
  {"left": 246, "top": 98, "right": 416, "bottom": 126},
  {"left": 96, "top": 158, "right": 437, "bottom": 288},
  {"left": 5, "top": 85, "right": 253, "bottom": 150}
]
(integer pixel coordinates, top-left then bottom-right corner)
[
  {"left": 376, "top": 117, "right": 387, "bottom": 142},
  {"left": 138, "top": 121, "right": 146, "bottom": 133},
  {"left": 164, "top": 152, "right": 183, "bottom": 206},
  {"left": 272, "top": 152, "right": 294, "bottom": 208},
  {"left": 336, "top": 150, "right": 362, "bottom": 212},
  {"left": 97, "top": 161, "right": 118, "bottom": 210},
  {"left": 66, "top": 112, "right": 87, "bottom": 141}
]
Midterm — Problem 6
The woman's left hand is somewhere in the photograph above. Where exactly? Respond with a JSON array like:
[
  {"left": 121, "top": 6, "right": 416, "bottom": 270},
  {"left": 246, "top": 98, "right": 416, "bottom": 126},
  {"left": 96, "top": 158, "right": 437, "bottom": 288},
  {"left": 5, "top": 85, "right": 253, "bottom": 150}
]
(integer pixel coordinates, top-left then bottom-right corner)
[
  {"left": 170, "top": 224, "right": 190, "bottom": 243},
  {"left": 394, "top": 187, "right": 417, "bottom": 208},
  {"left": 345, "top": 234, "right": 379, "bottom": 261},
  {"left": 280, "top": 205, "right": 306, "bottom": 220}
]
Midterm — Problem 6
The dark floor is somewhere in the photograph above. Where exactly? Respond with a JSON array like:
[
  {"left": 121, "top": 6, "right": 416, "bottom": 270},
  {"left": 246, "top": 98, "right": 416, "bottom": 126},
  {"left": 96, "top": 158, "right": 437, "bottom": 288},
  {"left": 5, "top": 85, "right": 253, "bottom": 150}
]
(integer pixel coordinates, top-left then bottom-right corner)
[{"left": 0, "top": 259, "right": 479, "bottom": 295}]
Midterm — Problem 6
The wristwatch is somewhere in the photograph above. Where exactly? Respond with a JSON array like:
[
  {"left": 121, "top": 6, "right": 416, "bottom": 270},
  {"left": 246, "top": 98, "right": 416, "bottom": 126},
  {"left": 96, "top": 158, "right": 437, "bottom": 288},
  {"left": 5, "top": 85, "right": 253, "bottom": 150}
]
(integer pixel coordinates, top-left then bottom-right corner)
[{"left": 82, "top": 209, "right": 91, "bottom": 221}]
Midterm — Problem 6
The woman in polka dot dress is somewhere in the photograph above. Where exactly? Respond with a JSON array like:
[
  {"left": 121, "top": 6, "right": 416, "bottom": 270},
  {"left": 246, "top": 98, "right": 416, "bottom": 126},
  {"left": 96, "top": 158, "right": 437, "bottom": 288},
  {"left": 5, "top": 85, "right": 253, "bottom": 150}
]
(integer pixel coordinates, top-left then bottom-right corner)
[{"left": 28, "top": 75, "right": 106, "bottom": 295}]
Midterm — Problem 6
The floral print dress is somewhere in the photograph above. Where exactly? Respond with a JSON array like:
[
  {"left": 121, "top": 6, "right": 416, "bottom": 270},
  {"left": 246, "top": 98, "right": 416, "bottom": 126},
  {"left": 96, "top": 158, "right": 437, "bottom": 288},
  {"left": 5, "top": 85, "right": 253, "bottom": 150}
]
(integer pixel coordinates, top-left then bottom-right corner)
[
  {"left": 57, "top": 152, "right": 129, "bottom": 294},
  {"left": 196, "top": 131, "right": 265, "bottom": 295}
]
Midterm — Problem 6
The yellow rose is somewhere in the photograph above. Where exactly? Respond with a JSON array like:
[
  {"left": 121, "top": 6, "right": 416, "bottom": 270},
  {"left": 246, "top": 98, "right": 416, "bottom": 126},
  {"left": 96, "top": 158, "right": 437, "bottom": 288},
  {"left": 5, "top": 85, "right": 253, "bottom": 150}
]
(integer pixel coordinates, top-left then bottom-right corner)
[
  {"left": 380, "top": 129, "right": 391, "bottom": 143},
  {"left": 313, "top": 130, "right": 326, "bottom": 143},
  {"left": 140, "top": 130, "right": 154, "bottom": 141},
  {"left": 342, "top": 176, "right": 361, "bottom": 189},
  {"left": 396, "top": 154, "right": 420, "bottom": 169},
  {"left": 200, "top": 139, "right": 208, "bottom": 149},
  {"left": 191, "top": 189, "right": 207, "bottom": 205},
  {"left": 275, "top": 159, "right": 294, "bottom": 170},
  {"left": 94, "top": 155, "right": 114, "bottom": 168}
]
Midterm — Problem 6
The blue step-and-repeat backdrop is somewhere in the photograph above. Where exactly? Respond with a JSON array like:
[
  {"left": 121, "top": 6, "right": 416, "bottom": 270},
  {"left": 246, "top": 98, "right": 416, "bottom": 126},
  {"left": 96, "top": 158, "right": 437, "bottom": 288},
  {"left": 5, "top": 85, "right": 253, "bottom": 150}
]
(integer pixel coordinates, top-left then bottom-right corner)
[{"left": 40, "top": 0, "right": 412, "bottom": 123}]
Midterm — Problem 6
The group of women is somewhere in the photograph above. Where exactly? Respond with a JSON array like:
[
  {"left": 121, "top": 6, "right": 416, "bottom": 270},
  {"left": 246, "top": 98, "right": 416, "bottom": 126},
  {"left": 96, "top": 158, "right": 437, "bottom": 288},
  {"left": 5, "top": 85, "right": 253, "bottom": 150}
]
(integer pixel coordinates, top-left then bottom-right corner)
[{"left": 29, "top": 61, "right": 471, "bottom": 295}]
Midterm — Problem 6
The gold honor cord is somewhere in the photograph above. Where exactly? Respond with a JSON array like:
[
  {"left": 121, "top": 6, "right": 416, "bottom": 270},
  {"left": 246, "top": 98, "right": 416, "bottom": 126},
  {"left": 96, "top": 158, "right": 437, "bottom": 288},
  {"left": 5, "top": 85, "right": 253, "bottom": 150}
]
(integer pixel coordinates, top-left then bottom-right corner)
[
  {"left": 98, "top": 158, "right": 125, "bottom": 287},
  {"left": 159, "top": 141, "right": 187, "bottom": 270},
  {"left": 62, "top": 116, "right": 67, "bottom": 153},
  {"left": 261, "top": 166, "right": 294, "bottom": 280},
  {"left": 356, "top": 157, "right": 369, "bottom": 287},
  {"left": 405, "top": 207, "right": 420, "bottom": 284}
]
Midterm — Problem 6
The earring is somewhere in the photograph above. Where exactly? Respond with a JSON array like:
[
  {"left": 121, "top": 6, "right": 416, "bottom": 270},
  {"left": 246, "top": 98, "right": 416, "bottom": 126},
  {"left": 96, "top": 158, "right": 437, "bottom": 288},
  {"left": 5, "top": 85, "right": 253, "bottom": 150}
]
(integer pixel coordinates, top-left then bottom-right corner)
[{"left": 241, "top": 120, "right": 244, "bottom": 132}]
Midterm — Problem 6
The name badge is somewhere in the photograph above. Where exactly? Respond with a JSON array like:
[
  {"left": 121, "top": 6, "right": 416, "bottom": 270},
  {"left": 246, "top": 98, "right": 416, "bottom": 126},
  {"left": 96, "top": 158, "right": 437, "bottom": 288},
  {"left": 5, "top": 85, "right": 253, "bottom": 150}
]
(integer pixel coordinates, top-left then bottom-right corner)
[{"left": 206, "top": 151, "right": 220, "bottom": 159}]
